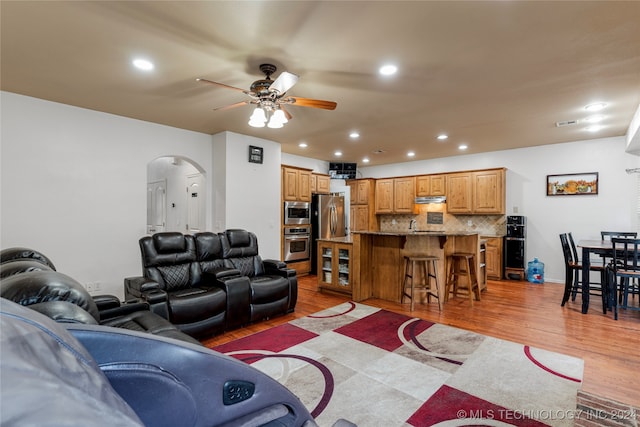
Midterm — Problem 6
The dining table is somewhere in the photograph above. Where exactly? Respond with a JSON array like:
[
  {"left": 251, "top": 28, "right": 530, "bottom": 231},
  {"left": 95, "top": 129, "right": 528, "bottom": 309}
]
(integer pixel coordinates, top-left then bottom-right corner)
[{"left": 577, "top": 239, "right": 619, "bottom": 314}]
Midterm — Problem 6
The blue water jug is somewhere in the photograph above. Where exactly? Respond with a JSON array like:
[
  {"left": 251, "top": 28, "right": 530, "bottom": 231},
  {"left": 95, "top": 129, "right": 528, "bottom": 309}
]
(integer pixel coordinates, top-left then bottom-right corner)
[{"left": 527, "top": 258, "right": 544, "bottom": 284}]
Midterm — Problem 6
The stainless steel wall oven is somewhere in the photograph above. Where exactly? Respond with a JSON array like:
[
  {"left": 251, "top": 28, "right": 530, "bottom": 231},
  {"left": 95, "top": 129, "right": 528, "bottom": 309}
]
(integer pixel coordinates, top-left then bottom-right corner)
[{"left": 283, "top": 226, "right": 310, "bottom": 262}]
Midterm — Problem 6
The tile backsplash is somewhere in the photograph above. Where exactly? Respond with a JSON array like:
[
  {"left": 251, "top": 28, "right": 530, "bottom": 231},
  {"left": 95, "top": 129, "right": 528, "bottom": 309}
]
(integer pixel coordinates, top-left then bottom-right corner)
[{"left": 378, "top": 209, "right": 506, "bottom": 236}]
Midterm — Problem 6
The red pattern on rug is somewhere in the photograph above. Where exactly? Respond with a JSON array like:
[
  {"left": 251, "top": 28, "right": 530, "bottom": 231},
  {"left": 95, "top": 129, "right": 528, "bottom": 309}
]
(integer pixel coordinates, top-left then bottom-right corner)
[
  {"left": 334, "top": 309, "right": 433, "bottom": 352},
  {"left": 409, "top": 385, "right": 548, "bottom": 427}
]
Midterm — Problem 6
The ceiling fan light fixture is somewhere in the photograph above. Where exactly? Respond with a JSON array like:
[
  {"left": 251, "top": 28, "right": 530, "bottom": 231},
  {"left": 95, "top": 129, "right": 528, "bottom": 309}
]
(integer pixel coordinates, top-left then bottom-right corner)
[
  {"left": 248, "top": 106, "right": 267, "bottom": 127},
  {"left": 272, "top": 109, "right": 288, "bottom": 124}
]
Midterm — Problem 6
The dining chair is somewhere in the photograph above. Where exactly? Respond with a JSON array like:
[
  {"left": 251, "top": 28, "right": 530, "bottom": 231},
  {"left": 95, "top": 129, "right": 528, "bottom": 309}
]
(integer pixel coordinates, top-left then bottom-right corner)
[
  {"left": 610, "top": 237, "right": 640, "bottom": 320},
  {"left": 559, "top": 233, "right": 607, "bottom": 313},
  {"left": 602, "top": 232, "right": 639, "bottom": 301}
]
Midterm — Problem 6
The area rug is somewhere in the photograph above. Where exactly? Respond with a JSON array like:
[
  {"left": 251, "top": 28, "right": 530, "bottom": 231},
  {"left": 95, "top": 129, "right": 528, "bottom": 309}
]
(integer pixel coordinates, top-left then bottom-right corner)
[{"left": 211, "top": 302, "right": 584, "bottom": 427}]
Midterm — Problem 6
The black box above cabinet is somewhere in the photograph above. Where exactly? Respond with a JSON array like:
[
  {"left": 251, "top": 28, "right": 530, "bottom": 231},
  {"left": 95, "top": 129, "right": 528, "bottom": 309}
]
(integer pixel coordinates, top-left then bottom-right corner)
[{"left": 329, "top": 162, "right": 357, "bottom": 179}]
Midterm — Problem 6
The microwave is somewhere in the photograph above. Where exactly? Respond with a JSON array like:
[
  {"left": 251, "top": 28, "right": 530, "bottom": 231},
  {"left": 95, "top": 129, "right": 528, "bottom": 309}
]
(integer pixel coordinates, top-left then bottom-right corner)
[{"left": 284, "top": 201, "right": 310, "bottom": 225}]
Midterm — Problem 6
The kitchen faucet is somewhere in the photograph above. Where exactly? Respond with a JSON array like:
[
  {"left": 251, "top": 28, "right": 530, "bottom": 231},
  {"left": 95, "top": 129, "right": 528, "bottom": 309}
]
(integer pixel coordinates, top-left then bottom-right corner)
[{"left": 409, "top": 219, "right": 417, "bottom": 232}]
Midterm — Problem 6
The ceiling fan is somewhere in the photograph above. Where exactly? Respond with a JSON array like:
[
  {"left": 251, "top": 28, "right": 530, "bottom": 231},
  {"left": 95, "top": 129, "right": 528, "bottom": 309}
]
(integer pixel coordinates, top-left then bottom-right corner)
[{"left": 197, "top": 63, "right": 337, "bottom": 128}]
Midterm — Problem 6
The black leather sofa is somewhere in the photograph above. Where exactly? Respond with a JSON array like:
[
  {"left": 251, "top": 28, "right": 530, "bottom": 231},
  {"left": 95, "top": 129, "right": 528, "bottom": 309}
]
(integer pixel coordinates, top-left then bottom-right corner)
[
  {"left": 125, "top": 230, "right": 298, "bottom": 337},
  {"left": 2, "top": 298, "right": 356, "bottom": 427},
  {"left": 0, "top": 247, "right": 199, "bottom": 345}
]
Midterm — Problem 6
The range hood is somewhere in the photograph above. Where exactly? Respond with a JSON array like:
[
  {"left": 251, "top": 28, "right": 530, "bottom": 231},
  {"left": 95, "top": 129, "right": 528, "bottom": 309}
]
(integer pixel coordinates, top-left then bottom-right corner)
[{"left": 414, "top": 196, "right": 447, "bottom": 204}]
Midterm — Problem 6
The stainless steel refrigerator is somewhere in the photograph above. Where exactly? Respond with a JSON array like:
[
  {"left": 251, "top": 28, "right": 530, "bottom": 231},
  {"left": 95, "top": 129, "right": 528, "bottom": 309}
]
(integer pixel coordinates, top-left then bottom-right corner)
[{"left": 311, "top": 194, "right": 346, "bottom": 274}]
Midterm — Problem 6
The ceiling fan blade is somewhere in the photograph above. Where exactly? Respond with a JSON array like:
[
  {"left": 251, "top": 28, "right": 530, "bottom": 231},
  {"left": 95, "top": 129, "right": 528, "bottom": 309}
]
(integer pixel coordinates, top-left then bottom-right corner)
[
  {"left": 196, "top": 78, "right": 250, "bottom": 94},
  {"left": 269, "top": 71, "right": 299, "bottom": 95},
  {"left": 281, "top": 106, "right": 293, "bottom": 121},
  {"left": 288, "top": 96, "right": 337, "bottom": 110},
  {"left": 213, "top": 101, "right": 250, "bottom": 111}
]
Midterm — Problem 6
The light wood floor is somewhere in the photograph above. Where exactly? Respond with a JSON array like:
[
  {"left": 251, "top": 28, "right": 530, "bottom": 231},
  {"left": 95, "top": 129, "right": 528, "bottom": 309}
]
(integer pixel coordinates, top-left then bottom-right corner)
[{"left": 202, "top": 275, "right": 640, "bottom": 408}]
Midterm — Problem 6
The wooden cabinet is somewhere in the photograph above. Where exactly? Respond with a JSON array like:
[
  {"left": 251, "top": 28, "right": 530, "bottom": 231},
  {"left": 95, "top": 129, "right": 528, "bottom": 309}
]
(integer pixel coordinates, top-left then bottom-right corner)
[
  {"left": 446, "top": 169, "right": 505, "bottom": 215},
  {"left": 282, "top": 166, "right": 311, "bottom": 202},
  {"left": 394, "top": 177, "right": 415, "bottom": 213},
  {"left": 473, "top": 169, "right": 505, "bottom": 214},
  {"left": 375, "top": 179, "right": 394, "bottom": 213},
  {"left": 351, "top": 205, "right": 370, "bottom": 231},
  {"left": 375, "top": 177, "right": 415, "bottom": 214},
  {"left": 446, "top": 173, "right": 474, "bottom": 213},
  {"left": 348, "top": 179, "right": 376, "bottom": 232},
  {"left": 317, "top": 241, "right": 352, "bottom": 295},
  {"left": 484, "top": 236, "right": 503, "bottom": 280},
  {"left": 416, "top": 174, "right": 446, "bottom": 197},
  {"left": 311, "top": 173, "right": 331, "bottom": 194}
]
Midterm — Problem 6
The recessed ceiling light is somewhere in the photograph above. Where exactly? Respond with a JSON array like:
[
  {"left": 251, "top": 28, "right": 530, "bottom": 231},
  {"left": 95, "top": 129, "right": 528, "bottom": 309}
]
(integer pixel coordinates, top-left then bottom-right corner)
[
  {"left": 334, "top": 151, "right": 343, "bottom": 157},
  {"left": 437, "top": 134, "right": 448, "bottom": 141},
  {"left": 362, "top": 158, "right": 370, "bottom": 163},
  {"left": 379, "top": 64, "right": 398, "bottom": 76},
  {"left": 585, "top": 125, "right": 602, "bottom": 133},
  {"left": 349, "top": 131, "right": 360, "bottom": 139},
  {"left": 582, "top": 115, "right": 604, "bottom": 123},
  {"left": 407, "top": 151, "right": 415, "bottom": 157},
  {"left": 132, "top": 58, "right": 154, "bottom": 71},
  {"left": 298, "top": 142, "right": 308, "bottom": 148},
  {"left": 458, "top": 144, "right": 468, "bottom": 150},
  {"left": 585, "top": 102, "right": 607, "bottom": 112}
]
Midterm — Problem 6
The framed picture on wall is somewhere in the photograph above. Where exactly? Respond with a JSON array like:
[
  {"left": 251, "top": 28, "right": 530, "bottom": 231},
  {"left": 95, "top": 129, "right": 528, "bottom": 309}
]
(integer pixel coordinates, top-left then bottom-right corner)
[
  {"left": 546, "top": 172, "right": 598, "bottom": 196},
  {"left": 248, "top": 145, "right": 263, "bottom": 164}
]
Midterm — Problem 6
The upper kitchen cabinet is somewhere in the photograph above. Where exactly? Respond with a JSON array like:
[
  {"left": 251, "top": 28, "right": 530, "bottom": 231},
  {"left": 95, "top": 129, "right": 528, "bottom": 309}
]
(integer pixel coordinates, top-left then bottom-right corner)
[
  {"left": 375, "top": 177, "right": 415, "bottom": 214},
  {"left": 282, "top": 166, "right": 311, "bottom": 202},
  {"left": 416, "top": 174, "right": 446, "bottom": 197},
  {"left": 473, "top": 169, "right": 505, "bottom": 214},
  {"left": 311, "top": 173, "right": 331, "bottom": 194},
  {"left": 446, "top": 168, "right": 505, "bottom": 214},
  {"left": 348, "top": 179, "right": 377, "bottom": 232}
]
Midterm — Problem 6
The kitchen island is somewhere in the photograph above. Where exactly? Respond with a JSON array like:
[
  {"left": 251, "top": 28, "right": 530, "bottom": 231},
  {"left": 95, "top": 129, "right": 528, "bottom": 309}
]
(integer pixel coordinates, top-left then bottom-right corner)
[{"left": 350, "top": 231, "right": 484, "bottom": 304}]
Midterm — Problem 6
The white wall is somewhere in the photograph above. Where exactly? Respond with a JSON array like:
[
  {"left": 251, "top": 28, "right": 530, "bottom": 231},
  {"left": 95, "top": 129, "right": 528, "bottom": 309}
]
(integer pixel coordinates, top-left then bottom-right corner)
[
  {"left": 1, "top": 92, "right": 213, "bottom": 298},
  {"left": 359, "top": 137, "right": 640, "bottom": 283},
  {"left": 212, "top": 131, "right": 282, "bottom": 259}
]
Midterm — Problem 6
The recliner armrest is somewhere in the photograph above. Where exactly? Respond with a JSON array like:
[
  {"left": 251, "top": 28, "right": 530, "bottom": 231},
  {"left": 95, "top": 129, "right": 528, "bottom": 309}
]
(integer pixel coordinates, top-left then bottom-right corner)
[
  {"left": 92, "top": 294, "right": 122, "bottom": 311},
  {"left": 202, "top": 267, "right": 242, "bottom": 282},
  {"left": 125, "top": 276, "right": 161, "bottom": 295},
  {"left": 263, "top": 259, "right": 296, "bottom": 278},
  {"left": 99, "top": 301, "right": 151, "bottom": 321}
]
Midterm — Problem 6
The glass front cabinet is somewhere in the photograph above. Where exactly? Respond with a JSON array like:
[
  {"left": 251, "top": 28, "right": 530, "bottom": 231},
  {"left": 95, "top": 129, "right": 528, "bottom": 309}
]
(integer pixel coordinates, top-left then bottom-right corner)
[{"left": 317, "top": 241, "right": 352, "bottom": 295}]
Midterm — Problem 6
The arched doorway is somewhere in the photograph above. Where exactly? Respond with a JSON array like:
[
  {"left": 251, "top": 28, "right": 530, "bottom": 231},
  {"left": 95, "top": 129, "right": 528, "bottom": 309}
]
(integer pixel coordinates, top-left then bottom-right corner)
[{"left": 147, "top": 156, "right": 206, "bottom": 234}]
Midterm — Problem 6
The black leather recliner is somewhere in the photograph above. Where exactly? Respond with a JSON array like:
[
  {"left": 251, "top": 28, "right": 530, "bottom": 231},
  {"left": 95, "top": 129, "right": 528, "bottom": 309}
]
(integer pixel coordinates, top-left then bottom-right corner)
[
  {"left": 124, "top": 232, "right": 245, "bottom": 338},
  {"left": 0, "top": 248, "right": 198, "bottom": 345},
  {"left": 219, "top": 229, "right": 298, "bottom": 323}
]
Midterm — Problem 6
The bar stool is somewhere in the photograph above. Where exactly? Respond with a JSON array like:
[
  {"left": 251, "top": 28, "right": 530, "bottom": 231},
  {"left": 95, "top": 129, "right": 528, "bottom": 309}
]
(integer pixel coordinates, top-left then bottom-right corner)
[
  {"left": 401, "top": 255, "right": 442, "bottom": 311},
  {"left": 446, "top": 253, "right": 481, "bottom": 306}
]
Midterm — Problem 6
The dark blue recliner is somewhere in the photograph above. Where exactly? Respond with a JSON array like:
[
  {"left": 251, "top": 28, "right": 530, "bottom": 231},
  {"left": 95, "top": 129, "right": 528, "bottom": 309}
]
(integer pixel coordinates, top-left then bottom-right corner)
[{"left": 1, "top": 298, "right": 354, "bottom": 427}]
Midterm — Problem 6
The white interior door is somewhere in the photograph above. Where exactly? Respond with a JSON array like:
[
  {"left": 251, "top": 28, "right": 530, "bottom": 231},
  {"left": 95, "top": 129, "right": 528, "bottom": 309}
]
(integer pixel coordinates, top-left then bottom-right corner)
[
  {"left": 147, "top": 180, "right": 166, "bottom": 234},
  {"left": 187, "top": 174, "right": 205, "bottom": 233}
]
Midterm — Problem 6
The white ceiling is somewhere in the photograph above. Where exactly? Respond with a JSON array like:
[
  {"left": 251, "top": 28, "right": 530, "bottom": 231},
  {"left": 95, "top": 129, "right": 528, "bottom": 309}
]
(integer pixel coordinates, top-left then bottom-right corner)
[{"left": 2, "top": 1, "right": 639, "bottom": 166}]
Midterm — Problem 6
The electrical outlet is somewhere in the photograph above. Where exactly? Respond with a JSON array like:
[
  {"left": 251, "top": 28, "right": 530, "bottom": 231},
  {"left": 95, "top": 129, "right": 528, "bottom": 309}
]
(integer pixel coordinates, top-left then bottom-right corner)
[
  {"left": 86, "top": 282, "right": 101, "bottom": 292},
  {"left": 467, "top": 220, "right": 473, "bottom": 226}
]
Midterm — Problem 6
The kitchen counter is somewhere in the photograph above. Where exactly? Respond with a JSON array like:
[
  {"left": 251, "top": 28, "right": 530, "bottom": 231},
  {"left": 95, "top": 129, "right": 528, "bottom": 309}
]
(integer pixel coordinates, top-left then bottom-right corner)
[
  {"left": 316, "top": 235, "right": 353, "bottom": 244},
  {"left": 348, "top": 231, "right": 485, "bottom": 304},
  {"left": 352, "top": 230, "right": 477, "bottom": 236}
]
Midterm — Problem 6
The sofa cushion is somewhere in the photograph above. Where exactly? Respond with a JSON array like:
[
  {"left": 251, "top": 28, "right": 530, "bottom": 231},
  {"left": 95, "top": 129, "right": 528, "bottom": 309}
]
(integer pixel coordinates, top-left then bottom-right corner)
[
  {"left": 195, "top": 232, "right": 226, "bottom": 272},
  {"left": 250, "top": 276, "right": 289, "bottom": 304},
  {"left": 153, "top": 232, "right": 186, "bottom": 253},
  {"left": 168, "top": 287, "right": 227, "bottom": 324}
]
